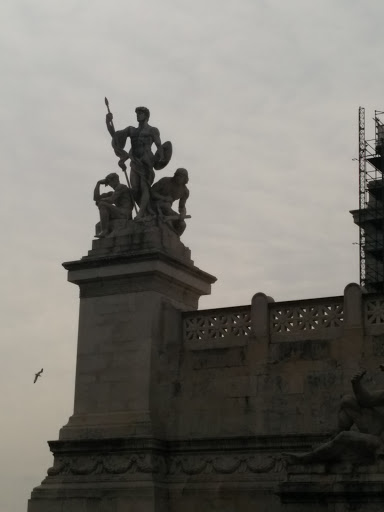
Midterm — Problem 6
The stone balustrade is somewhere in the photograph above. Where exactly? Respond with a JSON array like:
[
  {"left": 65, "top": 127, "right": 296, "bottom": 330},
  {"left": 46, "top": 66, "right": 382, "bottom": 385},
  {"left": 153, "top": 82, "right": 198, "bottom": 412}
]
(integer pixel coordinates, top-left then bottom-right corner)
[
  {"left": 364, "top": 294, "right": 384, "bottom": 335},
  {"left": 183, "top": 283, "right": 384, "bottom": 345},
  {"left": 183, "top": 305, "right": 252, "bottom": 347},
  {"left": 269, "top": 296, "right": 344, "bottom": 341}
]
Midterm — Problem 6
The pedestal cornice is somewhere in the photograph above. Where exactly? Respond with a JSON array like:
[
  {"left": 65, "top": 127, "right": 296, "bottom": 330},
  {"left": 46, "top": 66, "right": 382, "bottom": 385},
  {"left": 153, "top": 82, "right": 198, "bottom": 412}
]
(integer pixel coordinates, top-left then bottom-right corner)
[{"left": 63, "top": 250, "right": 216, "bottom": 303}]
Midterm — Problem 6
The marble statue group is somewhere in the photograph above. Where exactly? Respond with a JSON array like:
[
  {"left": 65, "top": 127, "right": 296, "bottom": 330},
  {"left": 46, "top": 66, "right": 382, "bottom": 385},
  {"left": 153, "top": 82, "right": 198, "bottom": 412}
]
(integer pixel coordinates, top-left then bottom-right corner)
[{"left": 94, "top": 101, "right": 190, "bottom": 238}]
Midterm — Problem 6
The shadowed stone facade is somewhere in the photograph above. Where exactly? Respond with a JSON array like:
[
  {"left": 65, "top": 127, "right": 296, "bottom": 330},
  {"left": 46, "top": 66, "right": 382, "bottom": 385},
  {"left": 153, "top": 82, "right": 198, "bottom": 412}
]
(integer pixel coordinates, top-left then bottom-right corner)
[
  {"left": 26, "top": 102, "right": 384, "bottom": 510},
  {"left": 27, "top": 221, "right": 384, "bottom": 511}
]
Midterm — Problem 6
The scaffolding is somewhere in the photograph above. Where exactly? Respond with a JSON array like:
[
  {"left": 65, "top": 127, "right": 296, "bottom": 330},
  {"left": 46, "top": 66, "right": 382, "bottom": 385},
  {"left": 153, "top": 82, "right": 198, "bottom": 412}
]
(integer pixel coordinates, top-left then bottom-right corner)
[{"left": 356, "top": 107, "right": 384, "bottom": 292}]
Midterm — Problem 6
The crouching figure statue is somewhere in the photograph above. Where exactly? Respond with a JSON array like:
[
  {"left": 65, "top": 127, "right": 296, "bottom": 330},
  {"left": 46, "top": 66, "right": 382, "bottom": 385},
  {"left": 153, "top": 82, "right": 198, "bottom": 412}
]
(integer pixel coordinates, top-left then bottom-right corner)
[{"left": 150, "top": 168, "right": 190, "bottom": 236}]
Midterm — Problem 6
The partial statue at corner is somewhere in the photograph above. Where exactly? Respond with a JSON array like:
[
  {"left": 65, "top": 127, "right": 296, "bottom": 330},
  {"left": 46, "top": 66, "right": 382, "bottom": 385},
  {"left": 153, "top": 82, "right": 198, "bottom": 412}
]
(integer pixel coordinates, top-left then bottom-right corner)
[{"left": 284, "top": 367, "right": 384, "bottom": 465}]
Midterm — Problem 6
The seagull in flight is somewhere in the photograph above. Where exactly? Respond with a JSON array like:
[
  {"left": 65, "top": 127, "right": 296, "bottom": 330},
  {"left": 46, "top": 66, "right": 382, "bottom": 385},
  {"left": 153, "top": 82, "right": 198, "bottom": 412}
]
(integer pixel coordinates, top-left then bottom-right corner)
[{"left": 34, "top": 368, "right": 43, "bottom": 383}]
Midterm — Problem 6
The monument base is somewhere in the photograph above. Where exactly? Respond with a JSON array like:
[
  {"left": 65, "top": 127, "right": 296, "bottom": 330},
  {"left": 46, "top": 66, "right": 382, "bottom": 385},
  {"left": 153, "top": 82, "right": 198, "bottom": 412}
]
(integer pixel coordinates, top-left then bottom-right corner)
[
  {"left": 91, "top": 218, "right": 191, "bottom": 263},
  {"left": 27, "top": 217, "right": 216, "bottom": 511},
  {"left": 28, "top": 435, "right": 287, "bottom": 512},
  {"left": 279, "top": 461, "right": 384, "bottom": 511},
  {"left": 28, "top": 438, "right": 168, "bottom": 512}
]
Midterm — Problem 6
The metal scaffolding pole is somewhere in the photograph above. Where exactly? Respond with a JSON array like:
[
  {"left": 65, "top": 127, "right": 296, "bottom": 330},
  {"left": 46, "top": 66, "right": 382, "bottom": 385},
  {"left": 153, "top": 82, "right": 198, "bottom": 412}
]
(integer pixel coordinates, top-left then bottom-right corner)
[{"left": 358, "top": 106, "right": 366, "bottom": 288}]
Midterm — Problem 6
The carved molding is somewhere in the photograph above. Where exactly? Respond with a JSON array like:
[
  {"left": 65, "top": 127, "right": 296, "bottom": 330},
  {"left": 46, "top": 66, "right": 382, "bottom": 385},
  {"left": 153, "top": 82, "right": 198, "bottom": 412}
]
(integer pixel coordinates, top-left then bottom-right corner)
[
  {"left": 47, "top": 453, "right": 284, "bottom": 477},
  {"left": 167, "top": 454, "right": 284, "bottom": 475},
  {"left": 48, "top": 454, "right": 166, "bottom": 476}
]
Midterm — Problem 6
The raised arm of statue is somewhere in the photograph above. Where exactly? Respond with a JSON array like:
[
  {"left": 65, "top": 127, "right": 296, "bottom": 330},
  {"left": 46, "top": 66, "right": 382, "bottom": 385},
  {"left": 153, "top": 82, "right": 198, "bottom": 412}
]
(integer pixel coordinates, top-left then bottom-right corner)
[
  {"left": 106, "top": 112, "right": 115, "bottom": 137},
  {"left": 94, "top": 179, "right": 106, "bottom": 203},
  {"left": 178, "top": 188, "right": 189, "bottom": 215},
  {"left": 152, "top": 127, "right": 164, "bottom": 161}
]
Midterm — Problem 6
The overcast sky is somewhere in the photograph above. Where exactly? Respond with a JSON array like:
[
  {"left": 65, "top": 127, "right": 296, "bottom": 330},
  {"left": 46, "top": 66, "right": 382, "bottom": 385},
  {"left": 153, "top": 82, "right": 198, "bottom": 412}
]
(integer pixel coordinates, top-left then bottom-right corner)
[{"left": 2, "top": 0, "right": 384, "bottom": 510}]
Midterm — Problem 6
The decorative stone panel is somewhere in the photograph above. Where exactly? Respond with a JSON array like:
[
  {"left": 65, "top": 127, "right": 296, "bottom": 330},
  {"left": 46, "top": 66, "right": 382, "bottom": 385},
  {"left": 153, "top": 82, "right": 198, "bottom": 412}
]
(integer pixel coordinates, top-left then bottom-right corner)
[
  {"left": 270, "top": 298, "right": 344, "bottom": 341},
  {"left": 183, "top": 306, "right": 251, "bottom": 343}
]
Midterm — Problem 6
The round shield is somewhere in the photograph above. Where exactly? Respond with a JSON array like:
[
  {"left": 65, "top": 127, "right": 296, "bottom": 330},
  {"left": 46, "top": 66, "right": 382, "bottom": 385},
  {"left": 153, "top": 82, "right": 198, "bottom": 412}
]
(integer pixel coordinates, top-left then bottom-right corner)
[{"left": 154, "top": 141, "right": 173, "bottom": 170}]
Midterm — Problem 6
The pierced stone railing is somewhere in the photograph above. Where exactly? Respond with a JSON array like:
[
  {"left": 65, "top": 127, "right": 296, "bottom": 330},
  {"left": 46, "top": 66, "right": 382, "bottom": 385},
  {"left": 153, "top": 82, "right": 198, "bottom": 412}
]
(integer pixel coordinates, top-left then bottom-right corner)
[
  {"left": 182, "top": 287, "right": 384, "bottom": 346},
  {"left": 364, "top": 295, "right": 384, "bottom": 335},
  {"left": 269, "top": 296, "right": 344, "bottom": 341},
  {"left": 183, "top": 305, "right": 251, "bottom": 345}
]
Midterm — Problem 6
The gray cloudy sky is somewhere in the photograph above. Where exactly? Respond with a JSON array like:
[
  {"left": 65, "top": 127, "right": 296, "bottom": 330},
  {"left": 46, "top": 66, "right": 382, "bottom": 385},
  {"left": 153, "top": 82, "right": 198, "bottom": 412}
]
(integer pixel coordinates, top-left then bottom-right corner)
[{"left": 1, "top": 0, "right": 383, "bottom": 509}]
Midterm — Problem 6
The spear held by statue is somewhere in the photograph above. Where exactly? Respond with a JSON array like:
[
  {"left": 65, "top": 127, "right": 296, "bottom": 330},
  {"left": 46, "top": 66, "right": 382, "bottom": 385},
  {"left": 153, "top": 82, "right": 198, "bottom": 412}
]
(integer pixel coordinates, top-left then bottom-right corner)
[{"left": 104, "top": 97, "right": 138, "bottom": 214}]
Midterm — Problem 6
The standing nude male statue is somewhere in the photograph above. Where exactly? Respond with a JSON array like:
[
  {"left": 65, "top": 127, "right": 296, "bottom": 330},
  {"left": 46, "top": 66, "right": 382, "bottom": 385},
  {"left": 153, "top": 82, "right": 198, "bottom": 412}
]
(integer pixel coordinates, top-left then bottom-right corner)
[{"left": 106, "top": 106, "right": 172, "bottom": 219}]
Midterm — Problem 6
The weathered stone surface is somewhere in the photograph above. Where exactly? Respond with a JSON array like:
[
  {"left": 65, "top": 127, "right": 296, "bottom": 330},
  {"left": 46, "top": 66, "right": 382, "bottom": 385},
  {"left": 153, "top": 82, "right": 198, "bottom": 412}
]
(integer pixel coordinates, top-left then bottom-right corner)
[
  {"left": 90, "top": 218, "right": 192, "bottom": 262},
  {"left": 279, "top": 462, "right": 384, "bottom": 511},
  {"left": 28, "top": 435, "right": 310, "bottom": 512},
  {"left": 28, "top": 278, "right": 384, "bottom": 511},
  {"left": 58, "top": 250, "right": 215, "bottom": 442}
]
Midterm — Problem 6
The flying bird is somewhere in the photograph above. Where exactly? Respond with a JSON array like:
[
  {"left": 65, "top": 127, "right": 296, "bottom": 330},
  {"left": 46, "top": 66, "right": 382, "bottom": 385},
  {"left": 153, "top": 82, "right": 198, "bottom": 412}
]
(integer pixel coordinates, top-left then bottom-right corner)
[{"left": 34, "top": 368, "right": 43, "bottom": 383}]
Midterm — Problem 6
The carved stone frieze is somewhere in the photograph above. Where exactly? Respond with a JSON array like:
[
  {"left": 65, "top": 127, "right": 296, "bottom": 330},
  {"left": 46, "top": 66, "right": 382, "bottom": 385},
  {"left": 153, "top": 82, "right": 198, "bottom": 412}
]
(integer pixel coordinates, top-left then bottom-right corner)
[
  {"left": 47, "top": 452, "right": 283, "bottom": 477},
  {"left": 48, "top": 453, "right": 166, "bottom": 476},
  {"left": 168, "top": 454, "right": 284, "bottom": 475}
]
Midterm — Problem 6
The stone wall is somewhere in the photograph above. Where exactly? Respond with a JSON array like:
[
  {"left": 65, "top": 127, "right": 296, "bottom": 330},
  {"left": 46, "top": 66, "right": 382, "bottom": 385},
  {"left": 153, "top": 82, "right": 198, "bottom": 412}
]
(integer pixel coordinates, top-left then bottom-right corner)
[
  {"left": 148, "top": 284, "right": 384, "bottom": 510},
  {"left": 155, "top": 284, "right": 384, "bottom": 440},
  {"left": 29, "top": 273, "right": 384, "bottom": 512}
]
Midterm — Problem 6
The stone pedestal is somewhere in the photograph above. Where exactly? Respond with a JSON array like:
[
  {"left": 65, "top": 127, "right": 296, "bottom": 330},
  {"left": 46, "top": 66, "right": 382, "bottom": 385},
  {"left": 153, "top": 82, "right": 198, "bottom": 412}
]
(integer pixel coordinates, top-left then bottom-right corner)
[
  {"left": 91, "top": 218, "right": 192, "bottom": 263},
  {"left": 27, "top": 222, "right": 216, "bottom": 512},
  {"left": 279, "top": 462, "right": 384, "bottom": 511}
]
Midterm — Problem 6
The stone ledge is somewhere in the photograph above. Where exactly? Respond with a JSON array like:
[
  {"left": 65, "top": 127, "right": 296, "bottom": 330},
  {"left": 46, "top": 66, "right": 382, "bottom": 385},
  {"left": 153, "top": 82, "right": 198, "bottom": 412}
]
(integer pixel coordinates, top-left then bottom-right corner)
[
  {"left": 63, "top": 249, "right": 216, "bottom": 284},
  {"left": 62, "top": 254, "right": 216, "bottom": 305},
  {"left": 51, "top": 433, "right": 329, "bottom": 454},
  {"left": 186, "top": 336, "right": 249, "bottom": 351},
  {"left": 279, "top": 480, "right": 384, "bottom": 504},
  {"left": 279, "top": 462, "right": 384, "bottom": 507},
  {"left": 287, "top": 460, "right": 384, "bottom": 476}
]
